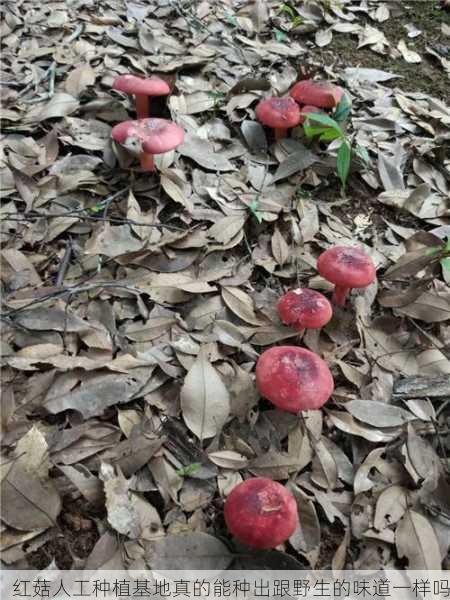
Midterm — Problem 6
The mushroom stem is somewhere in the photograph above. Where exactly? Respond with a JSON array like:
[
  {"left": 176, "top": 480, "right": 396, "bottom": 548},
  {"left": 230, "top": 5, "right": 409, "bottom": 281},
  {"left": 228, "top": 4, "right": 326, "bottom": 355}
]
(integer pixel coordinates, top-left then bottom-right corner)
[
  {"left": 140, "top": 152, "right": 155, "bottom": 171},
  {"left": 333, "top": 286, "right": 350, "bottom": 306},
  {"left": 274, "top": 128, "right": 288, "bottom": 140},
  {"left": 135, "top": 94, "right": 149, "bottom": 119}
]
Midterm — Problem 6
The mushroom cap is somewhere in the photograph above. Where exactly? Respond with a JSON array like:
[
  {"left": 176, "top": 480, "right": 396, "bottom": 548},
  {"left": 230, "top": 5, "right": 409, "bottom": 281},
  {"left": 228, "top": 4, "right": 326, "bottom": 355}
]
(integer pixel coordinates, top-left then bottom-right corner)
[
  {"left": 255, "top": 97, "right": 301, "bottom": 129},
  {"left": 256, "top": 346, "right": 334, "bottom": 413},
  {"left": 278, "top": 288, "right": 332, "bottom": 330},
  {"left": 113, "top": 74, "right": 170, "bottom": 97},
  {"left": 290, "top": 80, "right": 343, "bottom": 109},
  {"left": 317, "top": 246, "right": 376, "bottom": 289},
  {"left": 112, "top": 118, "right": 184, "bottom": 154},
  {"left": 298, "top": 104, "right": 323, "bottom": 124},
  {"left": 224, "top": 478, "right": 299, "bottom": 549}
]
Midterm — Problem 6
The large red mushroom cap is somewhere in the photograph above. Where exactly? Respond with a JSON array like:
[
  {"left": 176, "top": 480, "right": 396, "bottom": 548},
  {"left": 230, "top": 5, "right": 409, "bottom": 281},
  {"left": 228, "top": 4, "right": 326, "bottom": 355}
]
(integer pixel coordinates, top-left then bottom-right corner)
[
  {"left": 255, "top": 97, "right": 301, "bottom": 130},
  {"left": 112, "top": 118, "right": 184, "bottom": 154},
  {"left": 278, "top": 288, "right": 332, "bottom": 330},
  {"left": 317, "top": 246, "right": 376, "bottom": 306},
  {"left": 224, "top": 478, "right": 298, "bottom": 549},
  {"left": 256, "top": 346, "right": 334, "bottom": 413},
  {"left": 290, "top": 80, "right": 344, "bottom": 109},
  {"left": 113, "top": 74, "right": 170, "bottom": 97}
]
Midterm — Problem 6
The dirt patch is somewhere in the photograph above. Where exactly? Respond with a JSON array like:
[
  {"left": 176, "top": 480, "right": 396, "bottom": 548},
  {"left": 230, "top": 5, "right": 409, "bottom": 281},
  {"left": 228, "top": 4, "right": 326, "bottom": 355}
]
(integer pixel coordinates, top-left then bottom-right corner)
[
  {"left": 309, "top": 2, "right": 450, "bottom": 99},
  {"left": 27, "top": 499, "right": 101, "bottom": 569}
]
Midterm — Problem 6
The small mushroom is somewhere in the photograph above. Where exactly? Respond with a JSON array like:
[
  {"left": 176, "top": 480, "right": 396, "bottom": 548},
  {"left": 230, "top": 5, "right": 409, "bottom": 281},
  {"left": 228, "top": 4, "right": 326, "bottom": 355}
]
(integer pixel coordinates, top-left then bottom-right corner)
[
  {"left": 298, "top": 104, "right": 323, "bottom": 124},
  {"left": 278, "top": 288, "right": 332, "bottom": 332},
  {"left": 224, "top": 477, "right": 299, "bottom": 549},
  {"left": 256, "top": 346, "right": 334, "bottom": 413},
  {"left": 112, "top": 118, "right": 184, "bottom": 171},
  {"left": 255, "top": 97, "right": 301, "bottom": 140},
  {"left": 113, "top": 74, "right": 170, "bottom": 119},
  {"left": 290, "top": 80, "right": 343, "bottom": 109},
  {"left": 317, "top": 245, "right": 376, "bottom": 306}
]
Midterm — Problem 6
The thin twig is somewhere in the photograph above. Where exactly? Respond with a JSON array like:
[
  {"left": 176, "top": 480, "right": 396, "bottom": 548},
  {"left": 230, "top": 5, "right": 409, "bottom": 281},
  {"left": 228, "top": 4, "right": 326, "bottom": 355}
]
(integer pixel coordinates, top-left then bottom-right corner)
[
  {"left": 1, "top": 281, "right": 145, "bottom": 319},
  {"left": 0, "top": 211, "right": 188, "bottom": 232},
  {"left": 55, "top": 239, "right": 73, "bottom": 287}
]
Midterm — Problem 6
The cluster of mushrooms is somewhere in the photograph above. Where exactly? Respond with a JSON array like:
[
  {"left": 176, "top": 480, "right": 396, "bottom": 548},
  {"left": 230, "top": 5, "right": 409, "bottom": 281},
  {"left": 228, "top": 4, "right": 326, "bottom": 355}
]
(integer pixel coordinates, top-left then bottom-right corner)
[
  {"left": 111, "top": 74, "right": 184, "bottom": 172},
  {"left": 225, "top": 246, "right": 376, "bottom": 550},
  {"left": 110, "top": 73, "right": 375, "bottom": 551},
  {"left": 255, "top": 79, "right": 344, "bottom": 139},
  {"left": 110, "top": 75, "right": 345, "bottom": 172}
]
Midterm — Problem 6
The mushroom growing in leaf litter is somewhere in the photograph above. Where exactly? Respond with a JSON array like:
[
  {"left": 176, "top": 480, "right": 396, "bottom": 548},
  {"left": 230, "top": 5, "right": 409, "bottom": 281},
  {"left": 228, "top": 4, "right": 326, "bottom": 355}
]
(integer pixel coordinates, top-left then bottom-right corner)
[
  {"left": 278, "top": 288, "right": 332, "bottom": 332},
  {"left": 224, "top": 477, "right": 299, "bottom": 549},
  {"left": 112, "top": 118, "right": 184, "bottom": 172},
  {"left": 317, "top": 245, "right": 376, "bottom": 307},
  {"left": 298, "top": 105, "right": 323, "bottom": 124},
  {"left": 255, "top": 97, "right": 301, "bottom": 140},
  {"left": 256, "top": 346, "right": 334, "bottom": 413},
  {"left": 290, "top": 79, "right": 344, "bottom": 109},
  {"left": 113, "top": 74, "right": 170, "bottom": 119}
]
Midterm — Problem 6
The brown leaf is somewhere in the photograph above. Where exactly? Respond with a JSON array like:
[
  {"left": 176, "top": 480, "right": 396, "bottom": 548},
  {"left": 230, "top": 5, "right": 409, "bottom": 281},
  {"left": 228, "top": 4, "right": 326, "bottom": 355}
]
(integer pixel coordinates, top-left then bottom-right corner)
[
  {"left": 1, "top": 462, "right": 61, "bottom": 531},
  {"left": 180, "top": 346, "right": 230, "bottom": 440},
  {"left": 271, "top": 227, "right": 290, "bottom": 266},
  {"left": 65, "top": 64, "right": 96, "bottom": 97},
  {"left": 222, "top": 286, "right": 262, "bottom": 325},
  {"left": 395, "top": 510, "right": 441, "bottom": 569}
]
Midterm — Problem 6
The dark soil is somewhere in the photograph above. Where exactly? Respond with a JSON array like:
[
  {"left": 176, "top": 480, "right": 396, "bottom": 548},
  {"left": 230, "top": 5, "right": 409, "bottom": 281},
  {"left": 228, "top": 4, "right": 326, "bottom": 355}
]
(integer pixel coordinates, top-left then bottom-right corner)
[{"left": 308, "top": 1, "right": 450, "bottom": 99}]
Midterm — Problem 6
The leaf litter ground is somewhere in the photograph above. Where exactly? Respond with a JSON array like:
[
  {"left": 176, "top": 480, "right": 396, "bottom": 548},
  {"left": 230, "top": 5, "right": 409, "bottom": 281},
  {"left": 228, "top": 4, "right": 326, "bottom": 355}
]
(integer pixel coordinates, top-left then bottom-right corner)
[{"left": 1, "top": 0, "right": 449, "bottom": 572}]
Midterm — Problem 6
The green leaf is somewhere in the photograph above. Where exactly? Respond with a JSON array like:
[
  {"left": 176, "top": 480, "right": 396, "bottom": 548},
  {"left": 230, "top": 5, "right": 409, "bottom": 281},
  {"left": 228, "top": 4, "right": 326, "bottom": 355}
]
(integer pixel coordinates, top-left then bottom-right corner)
[
  {"left": 226, "top": 13, "right": 238, "bottom": 26},
  {"left": 249, "top": 199, "right": 263, "bottom": 223},
  {"left": 333, "top": 93, "right": 352, "bottom": 123},
  {"left": 337, "top": 141, "right": 351, "bottom": 190},
  {"left": 441, "top": 257, "right": 450, "bottom": 272},
  {"left": 274, "top": 28, "right": 288, "bottom": 42},
  {"left": 280, "top": 4, "right": 296, "bottom": 18},
  {"left": 89, "top": 203, "right": 104, "bottom": 214},
  {"left": 355, "top": 143, "right": 371, "bottom": 167},
  {"left": 292, "top": 15, "right": 303, "bottom": 27},
  {"left": 304, "top": 113, "right": 343, "bottom": 134},
  {"left": 318, "top": 128, "right": 342, "bottom": 142},
  {"left": 176, "top": 463, "right": 202, "bottom": 477}
]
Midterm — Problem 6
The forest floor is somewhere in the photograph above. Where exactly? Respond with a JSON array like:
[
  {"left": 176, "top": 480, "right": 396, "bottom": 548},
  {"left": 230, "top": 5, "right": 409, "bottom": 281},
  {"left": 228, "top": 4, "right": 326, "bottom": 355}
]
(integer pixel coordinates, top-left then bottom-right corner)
[{"left": 1, "top": 0, "right": 450, "bottom": 572}]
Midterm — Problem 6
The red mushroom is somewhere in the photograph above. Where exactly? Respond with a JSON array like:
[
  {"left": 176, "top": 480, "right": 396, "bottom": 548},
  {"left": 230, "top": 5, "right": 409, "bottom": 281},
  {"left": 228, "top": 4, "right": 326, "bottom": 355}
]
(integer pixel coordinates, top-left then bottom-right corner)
[
  {"left": 255, "top": 97, "right": 301, "bottom": 140},
  {"left": 317, "top": 245, "right": 376, "bottom": 306},
  {"left": 278, "top": 288, "right": 332, "bottom": 332},
  {"left": 113, "top": 74, "right": 170, "bottom": 119},
  {"left": 298, "top": 105, "right": 323, "bottom": 124},
  {"left": 224, "top": 478, "right": 298, "bottom": 549},
  {"left": 290, "top": 80, "right": 343, "bottom": 109},
  {"left": 256, "top": 346, "right": 334, "bottom": 413},
  {"left": 112, "top": 118, "right": 184, "bottom": 172}
]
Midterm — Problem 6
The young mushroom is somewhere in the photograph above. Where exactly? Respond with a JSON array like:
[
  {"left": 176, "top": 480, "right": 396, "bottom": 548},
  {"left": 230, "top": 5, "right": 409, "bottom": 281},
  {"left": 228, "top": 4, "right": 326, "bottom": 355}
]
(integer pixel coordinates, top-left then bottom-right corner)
[
  {"left": 290, "top": 79, "right": 344, "bottom": 109},
  {"left": 112, "top": 118, "right": 184, "bottom": 172},
  {"left": 256, "top": 346, "right": 334, "bottom": 413},
  {"left": 317, "top": 245, "right": 376, "bottom": 307},
  {"left": 113, "top": 74, "right": 170, "bottom": 119},
  {"left": 255, "top": 97, "right": 301, "bottom": 140},
  {"left": 278, "top": 288, "right": 332, "bottom": 332},
  {"left": 224, "top": 478, "right": 298, "bottom": 549},
  {"left": 298, "top": 105, "right": 323, "bottom": 124}
]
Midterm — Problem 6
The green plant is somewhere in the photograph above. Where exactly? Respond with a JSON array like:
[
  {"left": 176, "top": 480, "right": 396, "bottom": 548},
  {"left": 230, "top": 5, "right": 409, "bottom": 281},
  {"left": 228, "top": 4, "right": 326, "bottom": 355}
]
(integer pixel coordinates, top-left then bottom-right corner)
[
  {"left": 176, "top": 463, "right": 201, "bottom": 477},
  {"left": 302, "top": 97, "right": 368, "bottom": 192},
  {"left": 279, "top": 4, "right": 304, "bottom": 27},
  {"left": 426, "top": 237, "right": 450, "bottom": 275}
]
